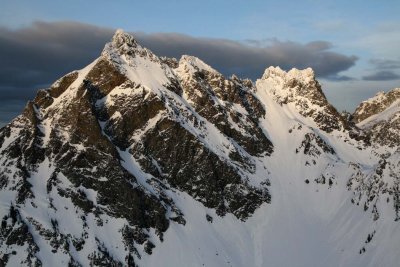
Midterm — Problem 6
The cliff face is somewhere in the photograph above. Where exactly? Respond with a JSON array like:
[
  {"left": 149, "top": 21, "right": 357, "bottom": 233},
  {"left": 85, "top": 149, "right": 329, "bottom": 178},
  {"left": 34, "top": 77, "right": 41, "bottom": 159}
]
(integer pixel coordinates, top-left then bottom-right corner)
[{"left": 0, "top": 30, "right": 399, "bottom": 267}]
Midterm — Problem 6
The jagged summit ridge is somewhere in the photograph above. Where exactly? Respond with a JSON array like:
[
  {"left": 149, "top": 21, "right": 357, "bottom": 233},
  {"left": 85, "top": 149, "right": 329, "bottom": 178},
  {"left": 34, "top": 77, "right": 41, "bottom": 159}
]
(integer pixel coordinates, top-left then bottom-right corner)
[
  {"left": 258, "top": 65, "right": 323, "bottom": 104},
  {"left": 261, "top": 66, "right": 315, "bottom": 84}
]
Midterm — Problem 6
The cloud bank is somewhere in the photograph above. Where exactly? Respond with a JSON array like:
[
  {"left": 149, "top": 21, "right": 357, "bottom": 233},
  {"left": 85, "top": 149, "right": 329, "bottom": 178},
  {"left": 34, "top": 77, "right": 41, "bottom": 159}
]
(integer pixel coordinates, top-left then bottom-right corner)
[
  {"left": 363, "top": 71, "right": 400, "bottom": 81},
  {"left": 362, "top": 58, "right": 400, "bottom": 81},
  {"left": 0, "top": 21, "right": 358, "bottom": 126}
]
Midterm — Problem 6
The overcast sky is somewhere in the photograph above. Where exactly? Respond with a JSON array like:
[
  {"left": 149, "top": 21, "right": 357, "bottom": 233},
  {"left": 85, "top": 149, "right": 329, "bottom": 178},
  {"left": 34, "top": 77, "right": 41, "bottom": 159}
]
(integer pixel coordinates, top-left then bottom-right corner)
[{"left": 1, "top": 0, "right": 400, "bottom": 126}]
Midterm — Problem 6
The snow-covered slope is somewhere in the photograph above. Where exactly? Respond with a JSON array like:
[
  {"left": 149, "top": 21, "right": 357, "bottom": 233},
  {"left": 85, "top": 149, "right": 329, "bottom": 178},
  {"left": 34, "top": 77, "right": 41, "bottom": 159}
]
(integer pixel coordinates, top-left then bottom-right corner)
[{"left": 0, "top": 30, "right": 399, "bottom": 267}]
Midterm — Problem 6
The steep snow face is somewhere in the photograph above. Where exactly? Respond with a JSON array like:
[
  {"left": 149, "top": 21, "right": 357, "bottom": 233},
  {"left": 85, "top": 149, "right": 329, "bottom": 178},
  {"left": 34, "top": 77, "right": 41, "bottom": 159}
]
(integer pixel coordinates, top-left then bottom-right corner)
[
  {"left": 176, "top": 55, "right": 219, "bottom": 77},
  {"left": 101, "top": 31, "right": 176, "bottom": 95},
  {"left": 0, "top": 30, "right": 400, "bottom": 267}
]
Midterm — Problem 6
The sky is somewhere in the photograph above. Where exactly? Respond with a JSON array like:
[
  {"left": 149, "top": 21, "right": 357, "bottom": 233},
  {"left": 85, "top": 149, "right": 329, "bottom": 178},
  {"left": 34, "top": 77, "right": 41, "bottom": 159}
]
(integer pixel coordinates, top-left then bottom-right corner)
[{"left": 1, "top": 0, "right": 400, "bottom": 126}]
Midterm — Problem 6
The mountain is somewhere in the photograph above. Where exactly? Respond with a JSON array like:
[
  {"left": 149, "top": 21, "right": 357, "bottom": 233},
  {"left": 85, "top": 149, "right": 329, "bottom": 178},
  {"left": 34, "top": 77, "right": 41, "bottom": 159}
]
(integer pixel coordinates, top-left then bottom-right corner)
[
  {"left": 0, "top": 30, "right": 399, "bottom": 267},
  {"left": 353, "top": 89, "right": 400, "bottom": 147}
]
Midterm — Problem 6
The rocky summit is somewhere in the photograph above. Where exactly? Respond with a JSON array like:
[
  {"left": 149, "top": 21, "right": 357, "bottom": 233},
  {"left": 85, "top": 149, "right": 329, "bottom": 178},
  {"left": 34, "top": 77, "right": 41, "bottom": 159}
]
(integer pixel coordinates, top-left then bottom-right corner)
[{"left": 0, "top": 30, "right": 399, "bottom": 267}]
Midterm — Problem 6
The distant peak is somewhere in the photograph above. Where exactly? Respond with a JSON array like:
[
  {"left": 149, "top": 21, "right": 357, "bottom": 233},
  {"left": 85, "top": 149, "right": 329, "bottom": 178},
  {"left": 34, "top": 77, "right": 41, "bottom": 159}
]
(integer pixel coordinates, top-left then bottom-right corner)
[
  {"left": 362, "top": 88, "right": 400, "bottom": 105},
  {"left": 353, "top": 87, "right": 400, "bottom": 123},
  {"left": 111, "top": 29, "right": 138, "bottom": 48}
]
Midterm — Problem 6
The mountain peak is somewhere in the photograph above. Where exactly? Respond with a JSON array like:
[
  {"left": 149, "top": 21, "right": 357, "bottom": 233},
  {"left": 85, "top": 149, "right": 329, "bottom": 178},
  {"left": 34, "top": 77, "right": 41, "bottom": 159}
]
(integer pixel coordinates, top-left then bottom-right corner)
[
  {"left": 101, "top": 29, "right": 162, "bottom": 74},
  {"left": 111, "top": 29, "right": 138, "bottom": 48},
  {"left": 101, "top": 29, "right": 143, "bottom": 61},
  {"left": 257, "top": 66, "right": 346, "bottom": 132},
  {"left": 262, "top": 66, "right": 315, "bottom": 84},
  {"left": 258, "top": 66, "right": 320, "bottom": 102}
]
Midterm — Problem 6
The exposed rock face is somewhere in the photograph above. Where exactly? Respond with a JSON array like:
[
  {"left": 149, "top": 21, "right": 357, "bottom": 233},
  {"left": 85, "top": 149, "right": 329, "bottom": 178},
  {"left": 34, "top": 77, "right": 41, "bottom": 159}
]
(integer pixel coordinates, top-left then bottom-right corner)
[
  {"left": 0, "top": 30, "right": 399, "bottom": 267},
  {"left": 347, "top": 155, "right": 400, "bottom": 222},
  {"left": 176, "top": 56, "right": 273, "bottom": 157},
  {"left": 363, "top": 114, "right": 400, "bottom": 148}
]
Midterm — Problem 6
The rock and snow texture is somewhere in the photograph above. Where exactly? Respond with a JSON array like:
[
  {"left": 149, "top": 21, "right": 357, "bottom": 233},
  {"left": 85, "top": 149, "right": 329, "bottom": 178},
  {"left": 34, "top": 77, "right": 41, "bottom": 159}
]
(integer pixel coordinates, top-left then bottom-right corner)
[
  {"left": 353, "top": 89, "right": 400, "bottom": 148},
  {"left": 353, "top": 88, "right": 400, "bottom": 124},
  {"left": 0, "top": 30, "right": 399, "bottom": 267}
]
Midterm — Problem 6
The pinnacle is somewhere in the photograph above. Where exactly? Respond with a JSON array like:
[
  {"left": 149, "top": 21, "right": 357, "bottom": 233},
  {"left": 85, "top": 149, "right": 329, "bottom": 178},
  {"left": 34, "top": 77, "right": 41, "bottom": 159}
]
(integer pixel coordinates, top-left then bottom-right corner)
[
  {"left": 101, "top": 29, "right": 143, "bottom": 61},
  {"left": 261, "top": 66, "right": 285, "bottom": 79},
  {"left": 111, "top": 29, "right": 138, "bottom": 48},
  {"left": 261, "top": 66, "right": 315, "bottom": 83}
]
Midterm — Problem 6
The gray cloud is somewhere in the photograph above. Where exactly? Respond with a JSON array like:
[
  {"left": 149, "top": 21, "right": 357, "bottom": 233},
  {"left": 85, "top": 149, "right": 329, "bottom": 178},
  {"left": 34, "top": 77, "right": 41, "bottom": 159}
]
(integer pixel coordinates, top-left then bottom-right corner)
[
  {"left": 325, "top": 75, "right": 356, "bottom": 82},
  {"left": 0, "top": 21, "right": 113, "bottom": 126},
  {"left": 0, "top": 21, "right": 358, "bottom": 126},
  {"left": 362, "top": 70, "right": 400, "bottom": 81},
  {"left": 0, "top": 21, "right": 112, "bottom": 88},
  {"left": 369, "top": 58, "right": 400, "bottom": 70},
  {"left": 0, "top": 98, "right": 29, "bottom": 127},
  {"left": 136, "top": 34, "right": 357, "bottom": 79}
]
